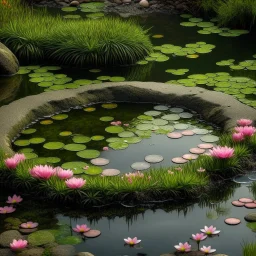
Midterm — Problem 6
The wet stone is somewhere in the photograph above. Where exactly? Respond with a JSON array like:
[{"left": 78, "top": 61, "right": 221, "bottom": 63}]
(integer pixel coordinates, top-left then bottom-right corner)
[
  {"left": 18, "top": 248, "right": 44, "bottom": 256},
  {"left": 19, "top": 228, "right": 38, "bottom": 234},
  {"left": 0, "top": 230, "right": 24, "bottom": 247},
  {"left": 0, "top": 248, "right": 15, "bottom": 256},
  {"left": 50, "top": 245, "right": 76, "bottom": 256},
  {"left": 76, "top": 253, "right": 95, "bottom": 256},
  {"left": 244, "top": 212, "right": 256, "bottom": 222}
]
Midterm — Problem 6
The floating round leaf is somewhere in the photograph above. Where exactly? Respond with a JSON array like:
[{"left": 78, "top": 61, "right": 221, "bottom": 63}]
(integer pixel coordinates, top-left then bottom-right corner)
[
  {"left": 144, "top": 110, "right": 161, "bottom": 116},
  {"left": 197, "top": 22, "right": 214, "bottom": 28},
  {"left": 145, "top": 155, "right": 164, "bottom": 163},
  {"left": 109, "top": 76, "right": 125, "bottom": 82},
  {"left": 101, "top": 103, "right": 118, "bottom": 109},
  {"left": 43, "top": 142, "right": 64, "bottom": 150},
  {"left": 40, "top": 120, "right": 53, "bottom": 125},
  {"left": 224, "top": 218, "right": 241, "bottom": 225},
  {"left": 152, "top": 34, "right": 164, "bottom": 38},
  {"left": 153, "top": 119, "right": 168, "bottom": 126},
  {"left": 179, "top": 112, "right": 193, "bottom": 118},
  {"left": 153, "top": 105, "right": 169, "bottom": 111},
  {"left": 84, "top": 107, "right": 96, "bottom": 112},
  {"left": 24, "top": 152, "right": 38, "bottom": 159},
  {"left": 233, "top": 175, "right": 252, "bottom": 184},
  {"left": 118, "top": 131, "right": 135, "bottom": 138},
  {"left": 137, "top": 115, "right": 153, "bottom": 121},
  {"left": 181, "top": 130, "right": 195, "bottom": 136},
  {"left": 72, "top": 136, "right": 91, "bottom": 143},
  {"left": 59, "top": 131, "right": 72, "bottom": 136},
  {"left": 100, "top": 116, "right": 114, "bottom": 122},
  {"left": 51, "top": 114, "right": 68, "bottom": 120},
  {"left": 180, "top": 22, "right": 197, "bottom": 27},
  {"left": 97, "top": 76, "right": 111, "bottom": 81},
  {"left": 46, "top": 157, "right": 61, "bottom": 164},
  {"left": 167, "top": 132, "right": 183, "bottom": 139},
  {"left": 90, "top": 158, "right": 110, "bottom": 166},
  {"left": 105, "top": 126, "right": 124, "bottom": 134},
  {"left": 182, "top": 154, "right": 198, "bottom": 160},
  {"left": 61, "top": 7, "right": 77, "bottom": 12},
  {"left": 245, "top": 203, "right": 256, "bottom": 209},
  {"left": 73, "top": 79, "right": 92, "bottom": 85},
  {"left": 77, "top": 150, "right": 100, "bottom": 159},
  {"left": 62, "top": 161, "right": 87, "bottom": 172},
  {"left": 131, "top": 162, "right": 150, "bottom": 171},
  {"left": 18, "top": 148, "right": 34, "bottom": 153},
  {"left": 159, "top": 125, "right": 174, "bottom": 132},
  {"left": 190, "top": 147, "right": 205, "bottom": 154},
  {"left": 21, "top": 128, "right": 36, "bottom": 135},
  {"left": 232, "top": 201, "right": 245, "bottom": 207},
  {"left": 172, "top": 157, "right": 188, "bottom": 164},
  {"left": 162, "top": 114, "right": 180, "bottom": 121},
  {"left": 124, "top": 137, "right": 142, "bottom": 144},
  {"left": 192, "top": 128, "right": 209, "bottom": 135},
  {"left": 91, "top": 135, "right": 105, "bottom": 141},
  {"left": 198, "top": 143, "right": 214, "bottom": 149},
  {"left": 14, "top": 140, "right": 30, "bottom": 147},
  {"left": 189, "top": 17, "right": 203, "bottom": 23},
  {"left": 102, "top": 169, "right": 120, "bottom": 176},
  {"left": 64, "top": 144, "right": 86, "bottom": 151},
  {"left": 174, "top": 124, "right": 189, "bottom": 130},
  {"left": 84, "top": 166, "right": 102, "bottom": 175},
  {"left": 200, "top": 135, "right": 219, "bottom": 143},
  {"left": 239, "top": 198, "right": 253, "bottom": 203},
  {"left": 109, "top": 142, "right": 129, "bottom": 150},
  {"left": 29, "top": 138, "right": 46, "bottom": 144},
  {"left": 136, "top": 124, "right": 157, "bottom": 131}
]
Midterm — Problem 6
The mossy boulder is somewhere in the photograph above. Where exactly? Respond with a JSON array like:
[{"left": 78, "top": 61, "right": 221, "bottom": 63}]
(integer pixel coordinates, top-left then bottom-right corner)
[
  {"left": 18, "top": 248, "right": 44, "bottom": 256},
  {"left": 28, "top": 230, "right": 55, "bottom": 246},
  {"left": 0, "top": 230, "right": 24, "bottom": 247},
  {"left": 50, "top": 245, "right": 76, "bottom": 256},
  {"left": 0, "top": 42, "right": 19, "bottom": 76}
]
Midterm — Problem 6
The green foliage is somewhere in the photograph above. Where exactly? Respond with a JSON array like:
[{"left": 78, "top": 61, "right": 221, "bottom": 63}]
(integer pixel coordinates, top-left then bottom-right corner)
[
  {"left": 242, "top": 242, "right": 256, "bottom": 256},
  {"left": 0, "top": 6, "right": 153, "bottom": 66},
  {"left": 42, "top": 248, "right": 53, "bottom": 256}
]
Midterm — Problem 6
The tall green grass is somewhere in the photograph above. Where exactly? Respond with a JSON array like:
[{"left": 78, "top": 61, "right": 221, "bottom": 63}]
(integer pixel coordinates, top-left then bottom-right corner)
[
  {"left": 0, "top": 3, "right": 153, "bottom": 66},
  {"left": 200, "top": 0, "right": 256, "bottom": 28},
  {"left": 242, "top": 242, "right": 256, "bottom": 256}
]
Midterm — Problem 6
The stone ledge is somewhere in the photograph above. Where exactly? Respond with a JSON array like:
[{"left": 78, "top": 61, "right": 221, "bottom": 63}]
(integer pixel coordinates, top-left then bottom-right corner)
[{"left": 0, "top": 81, "right": 255, "bottom": 154}]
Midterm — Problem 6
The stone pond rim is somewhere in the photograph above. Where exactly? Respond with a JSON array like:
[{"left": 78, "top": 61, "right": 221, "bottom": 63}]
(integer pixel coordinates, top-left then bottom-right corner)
[{"left": 0, "top": 81, "right": 255, "bottom": 154}]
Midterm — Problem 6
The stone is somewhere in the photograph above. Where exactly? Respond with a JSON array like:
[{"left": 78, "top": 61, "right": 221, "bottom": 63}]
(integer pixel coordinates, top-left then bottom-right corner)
[
  {"left": 122, "top": 0, "right": 131, "bottom": 3},
  {"left": 175, "top": 251, "right": 205, "bottom": 256},
  {"left": 51, "top": 245, "right": 76, "bottom": 256},
  {"left": 77, "top": 253, "right": 95, "bottom": 256},
  {"left": 139, "top": 0, "right": 149, "bottom": 7},
  {"left": 70, "top": 1, "right": 79, "bottom": 6},
  {"left": 0, "top": 249, "right": 15, "bottom": 256},
  {"left": 19, "top": 228, "right": 38, "bottom": 234},
  {"left": 0, "top": 230, "right": 24, "bottom": 247},
  {"left": 114, "top": 0, "right": 122, "bottom": 3},
  {"left": 245, "top": 212, "right": 256, "bottom": 222},
  {"left": 18, "top": 248, "right": 44, "bottom": 256},
  {"left": 0, "top": 42, "right": 19, "bottom": 76}
]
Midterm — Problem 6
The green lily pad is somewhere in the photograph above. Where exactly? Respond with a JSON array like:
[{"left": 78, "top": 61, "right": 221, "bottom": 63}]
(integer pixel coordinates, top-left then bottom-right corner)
[
  {"left": 43, "top": 142, "right": 64, "bottom": 150},
  {"left": 61, "top": 161, "right": 87, "bottom": 171},
  {"left": 56, "top": 236, "right": 82, "bottom": 245},
  {"left": 179, "top": 112, "right": 193, "bottom": 118},
  {"left": 174, "top": 124, "right": 189, "bottom": 130},
  {"left": 109, "top": 76, "right": 125, "bottom": 82},
  {"left": 64, "top": 144, "right": 86, "bottom": 151},
  {"left": 144, "top": 110, "right": 161, "bottom": 116},
  {"left": 24, "top": 152, "right": 38, "bottom": 159},
  {"left": 136, "top": 124, "right": 157, "bottom": 131},
  {"left": 21, "top": 128, "right": 36, "bottom": 135},
  {"left": 59, "top": 131, "right": 72, "bottom": 136},
  {"left": 74, "top": 79, "right": 92, "bottom": 85},
  {"left": 46, "top": 157, "right": 61, "bottom": 164},
  {"left": 28, "top": 231, "right": 55, "bottom": 246},
  {"left": 99, "top": 116, "right": 114, "bottom": 122},
  {"left": 29, "top": 77, "right": 45, "bottom": 83},
  {"left": 105, "top": 126, "right": 124, "bottom": 133},
  {"left": 200, "top": 135, "right": 219, "bottom": 143},
  {"left": 135, "top": 130, "right": 152, "bottom": 138},
  {"left": 161, "top": 114, "right": 180, "bottom": 121},
  {"left": 180, "top": 22, "right": 197, "bottom": 27},
  {"left": 61, "top": 7, "right": 77, "bottom": 12},
  {"left": 197, "top": 22, "right": 214, "bottom": 28},
  {"left": 137, "top": 115, "right": 153, "bottom": 121},
  {"left": 101, "top": 103, "right": 118, "bottom": 109},
  {"left": 193, "top": 128, "right": 209, "bottom": 135},
  {"left": 91, "top": 135, "right": 105, "bottom": 141},
  {"left": 72, "top": 136, "right": 91, "bottom": 143},
  {"left": 152, "top": 119, "right": 168, "bottom": 126},
  {"left": 18, "top": 148, "right": 34, "bottom": 153},
  {"left": 29, "top": 137, "right": 46, "bottom": 144},
  {"left": 118, "top": 131, "right": 135, "bottom": 138},
  {"left": 109, "top": 142, "right": 129, "bottom": 150},
  {"left": 53, "top": 78, "right": 72, "bottom": 85},
  {"left": 97, "top": 76, "right": 111, "bottom": 81},
  {"left": 38, "top": 82, "right": 53, "bottom": 87},
  {"left": 17, "top": 69, "right": 30, "bottom": 75},
  {"left": 51, "top": 114, "right": 68, "bottom": 120},
  {"left": 77, "top": 150, "right": 100, "bottom": 159},
  {"left": 137, "top": 60, "right": 148, "bottom": 65},
  {"left": 124, "top": 137, "right": 142, "bottom": 144},
  {"left": 14, "top": 140, "right": 30, "bottom": 147},
  {"left": 84, "top": 166, "right": 103, "bottom": 175}
]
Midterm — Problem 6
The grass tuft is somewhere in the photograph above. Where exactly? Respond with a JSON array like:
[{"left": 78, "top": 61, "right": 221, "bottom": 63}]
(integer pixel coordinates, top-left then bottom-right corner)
[{"left": 242, "top": 242, "right": 256, "bottom": 256}]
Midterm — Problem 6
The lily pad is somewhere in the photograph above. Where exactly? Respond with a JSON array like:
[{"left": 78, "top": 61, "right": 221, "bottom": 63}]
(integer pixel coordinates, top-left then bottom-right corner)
[
  {"left": 84, "top": 166, "right": 103, "bottom": 175},
  {"left": 172, "top": 157, "right": 188, "bottom": 164},
  {"left": 51, "top": 114, "right": 68, "bottom": 120},
  {"left": 131, "top": 162, "right": 150, "bottom": 171},
  {"left": 46, "top": 157, "right": 61, "bottom": 164},
  {"left": 28, "top": 230, "right": 55, "bottom": 246},
  {"left": 62, "top": 161, "right": 87, "bottom": 172},
  {"left": 136, "top": 124, "right": 157, "bottom": 131},
  {"left": 84, "top": 107, "right": 96, "bottom": 112},
  {"left": 24, "top": 152, "right": 38, "bottom": 159},
  {"left": 118, "top": 131, "right": 135, "bottom": 138},
  {"left": 59, "top": 131, "right": 72, "bottom": 136},
  {"left": 193, "top": 128, "right": 209, "bottom": 135},
  {"left": 144, "top": 110, "right": 161, "bottom": 116},
  {"left": 14, "top": 140, "right": 30, "bottom": 147},
  {"left": 167, "top": 132, "right": 182, "bottom": 139},
  {"left": 153, "top": 105, "right": 169, "bottom": 111},
  {"left": 100, "top": 116, "right": 114, "bottom": 122},
  {"left": 64, "top": 144, "right": 86, "bottom": 151},
  {"left": 109, "top": 76, "right": 125, "bottom": 82},
  {"left": 43, "top": 142, "right": 64, "bottom": 150},
  {"left": 109, "top": 142, "right": 129, "bottom": 150},
  {"left": 40, "top": 120, "right": 53, "bottom": 125},
  {"left": 102, "top": 169, "right": 120, "bottom": 176},
  {"left": 90, "top": 158, "right": 110, "bottom": 166},
  {"left": 61, "top": 7, "right": 77, "bottom": 12},
  {"left": 72, "top": 136, "right": 91, "bottom": 143},
  {"left": 145, "top": 155, "right": 164, "bottom": 163},
  {"left": 152, "top": 119, "right": 168, "bottom": 126},
  {"left": 162, "top": 114, "right": 180, "bottom": 121},
  {"left": 179, "top": 112, "right": 193, "bottom": 118},
  {"left": 105, "top": 126, "right": 124, "bottom": 133},
  {"left": 29, "top": 138, "right": 46, "bottom": 144},
  {"left": 200, "top": 135, "right": 219, "bottom": 143},
  {"left": 170, "top": 107, "right": 184, "bottom": 113},
  {"left": 77, "top": 150, "right": 100, "bottom": 159},
  {"left": 137, "top": 115, "right": 153, "bottom": 121},
  {"left": 91, "top": 135, "right": 105, "bottom": 141},
  {"left": 21, "top": 128, "right": 36, "bottom": 135},
  {"left": 101, "top": 103, "right": 118, "bottom": 109},
  {"left": 174, "top": 124, "right": 189, "bottom": 130}
]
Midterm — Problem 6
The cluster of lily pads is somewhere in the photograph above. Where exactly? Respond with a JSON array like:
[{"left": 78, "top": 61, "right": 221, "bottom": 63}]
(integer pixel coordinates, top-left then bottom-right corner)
[
  {"left": 180, "top": 14, "right": 249, "bottom": 37},
  {"left": 216, "top": 55, "right": 256, "bottom": 71},
  {"left": 166, "top": 72, "right": 256, "bottom": 108},
  {"left": 137, "top": 41, "right": 215, "bottom": 65},
  {"left": 17, "top": 65, "right": 126, "bottom": 92},
  {"left": 61, "top": 2, "right": 105, "bottom": 20}
]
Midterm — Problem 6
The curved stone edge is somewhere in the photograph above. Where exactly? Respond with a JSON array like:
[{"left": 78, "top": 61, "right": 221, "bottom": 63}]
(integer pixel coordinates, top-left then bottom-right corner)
[{"left": 0, "top": 81, "right": 256, "bottom": 154}]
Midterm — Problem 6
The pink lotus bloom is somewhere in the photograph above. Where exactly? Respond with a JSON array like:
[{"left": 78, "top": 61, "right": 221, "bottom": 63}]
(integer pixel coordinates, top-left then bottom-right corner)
[
  {"left": 73, "top": 224, "right": 90, "bottom": 233},
  {"left": 235, "top": 126, "right": 256, "bottom": 137},
  {"left": 5, "top": 158, "right": 19, "bottom": 169},
  {"left": 56, "top": 168, "right": 73, "bottom": 180},
  {"left": 237, "top": 119, "right": 253, "bottom": 126},
  {"left": 10, "top": 239, "right": 28, "bottom": 251},
  {"left": 116, "top": 121, "right": 122, "bottom": 125},
  {"left": 13, "top": 153, "right": 26, "bottom": 162},
  {"left": 232, "top": 132, "right": 244, "bottom": 142},
  {"left": 6, "top": 194, "right": 23, "bottom": 204},
  {"left": 124, "top": 237, "right": 141, "bottom": 245},
  {"left": 192, "top": 233, "right": 207, "bottom": 241},
  {"left": 197, "top": 167, "right": 206, "bottom": 173},
  {"left": 209, "top": 146, "right": 234, "bottom": 159},
  {"left": 20, "top": 221, "right": 38, "bottom": 229},
  {"left": 0, "top": 206, "right": 16, "bottom": 214},
  {"left": 110, "top": 121, "right": 118, "bottom": 126},
  {"left": 30, "top": 165, "right": 55, "bottom": 180},
  {"left": 103, "top": 146, "right": 109, "bottom": 151},
  {"left": 123, "top": 123, "right": 129, "bottom": 127},
  {"left": 174, "top": 242, "right": 191, "bottom": 252},
  {"left": 200, "top": 225, "right": 220, "bottom": 235},
  {"left": 65, "top": 177, "right": 86, "bottom": 189},
  {"left": 200, "top": 246, "right": 216, "bottom": 254}
]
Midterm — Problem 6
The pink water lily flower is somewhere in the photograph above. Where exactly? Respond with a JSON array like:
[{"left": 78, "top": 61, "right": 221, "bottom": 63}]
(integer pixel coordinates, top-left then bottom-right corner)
[
  {"left": 124, "top": 237, "right": 141, "bottom": 245},
  {"left": 200, "top": 245, "right": 216, "bottom": 254},
  {"left": 209, "top": 146, "right": 234, "bottom": 159},
  {"left": 235, "top": 126, "right": 256, "bottom": 137},
  {"left": 30, "top": 165, "right": 55, "bottom": 180},
  {"left": 123, "top": 123, "right": 129, "bottom": 127},
  {"left": 200, "top": 225, "right": 220, "bottom": 235},
  {"left": 192, "top": 233, "right": 207, "bottom": 241},
  {"left": 103, "top": 146, "right": 109, "bottom": 151},
  {"left": 237, "top": 119, "right": 253, "bottom": 126},
  {"left": 13, "top": 153, "right": 26, "bottom": 162},
  {"left": 65, "top": 177, "right": 86, "bottom": 189},
  {"left": 232, "top": 132, "right": 244, "bottom": 142},
  {"left": 174, "top": 242, "right": 191, "bottom": 252},
  {"left": 0, "top": 206, "right": 16, "bottom": 214},
  {"left": 10, "top": 239, "right": 28, "bottom": 251},
  {"left": 20, "top": 222, "right": 38, "bottom": 229},
  {"left": 5, "top": 153, "right": 26, "bottom": 169},
  {"left": 56, "top": 168, "right": 73, "bottom": 180},
  {"left": 73, "top": 224, "right": 90, "bottom": 233},
  {"left": 6, "top": 194, "right": 23, "bottom": 204}
]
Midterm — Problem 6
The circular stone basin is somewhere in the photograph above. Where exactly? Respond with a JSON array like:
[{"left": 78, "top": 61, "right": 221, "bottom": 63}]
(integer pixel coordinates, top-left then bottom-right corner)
[
  {"left": 83, "top": 230, "right": 101, "bottom": 238},
  {"left": 239, "top": 198, "right": 254, "bottom": 203},
  {"left": 248, "top": 172, "right": 256, "bottom": 181},
  {"left": 102, "top": 169, "right": 120, "bottom": 176},
  {"left": 131, "top": 162, "right": 151, "bottom": 171},
  {"left": 90, "top": 158, "right": 110, "bottom": 166},
  {"left": 224, "top": 218, "right": 241, "bottom": 225},
  {"left": 233, "top": 175, "right": 253, "bottom": 184},
  {"left": 232, "top": 201, "right": 245, "bottom": 207},
  {"left": 145, "top": 155, "right": 164, "bottom": 163}
]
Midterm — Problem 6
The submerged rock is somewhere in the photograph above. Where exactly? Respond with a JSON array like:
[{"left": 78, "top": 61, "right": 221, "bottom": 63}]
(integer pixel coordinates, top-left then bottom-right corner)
[
  {"left": 0, "top": 42, "right": 19, "bottom": 76},
  {"left": 0, "top": 249, "right": 15, "bottom": 256},
  {"left": 0, "top": 230, "right": 24, "bottom": 247},
  {"left": 51, "top": 245, "right": 76, "bottom": 256},
  {"left": 28, "top": 230, "right": 55, "bottom": 246},
  {"left": 77, "top": 253, "right": 95, "bottom": 256},
  {"left": 245, "top": 212, "right": 256, "bottom": 222},
  {"left": 18, "top": 248, "right": 44, "bottom": 256},
  {"left": 139, "top": 0, "right": 149, "bottom": 7}
]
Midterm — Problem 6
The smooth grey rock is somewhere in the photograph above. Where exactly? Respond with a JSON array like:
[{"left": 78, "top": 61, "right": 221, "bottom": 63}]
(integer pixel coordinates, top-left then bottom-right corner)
[
  {"left": 70, "top": 0, "right": 79, "bottom": 6},
  {"left": 18, "top": 248, "right": 44, "bottom": 256},
  {"left": 0, "top": 42, "right": 19, "bottom": 76},
  {"left": 245, "top": 212, "right": 256, "bottom": 222},
  {"left": 51, "top": 245, "right": 76, "bottom": 256},
  {"left": 139, "top": 0, "right": 149, "bottom": 7},
  {"left": 77, "top": 253, "right": 95, "bottom": 256},
  {"left": 0, "top": 230, "right": 24, "bottom": 247},
  {"left": 0, "top": 249, "right": 15, "bottom": 256}
]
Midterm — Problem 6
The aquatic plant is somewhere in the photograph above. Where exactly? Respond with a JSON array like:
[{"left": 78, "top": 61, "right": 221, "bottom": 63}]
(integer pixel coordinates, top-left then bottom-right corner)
[
  {"left": 55, "top": 167, "right": 73, "bottom": 180},
  {"left": 232, "top": 132, "right": 245, "bottom": 142},
  {"left": 73, "top": 224, "right": 90, "bottom": 233},
  {"left": 10, "top": 239, "right": 28, "bottom": 251},
  {"left": 30, "top": 165, "right": 55, "bottom": 180},
  {"left": 200, "top": 225, "right": 220, "bottom": 236},
  {"left": 65, "top": 177, "right": 86, "bottom": 189},
  {"left": 174, "top": 242, "right": 191, "bottom": 252},
  {"left": 20, "top": 222, "right": 38, "bottom": 229},
  {"left": 235, "top": 126, "right": 256, "bottom": 137},
  {"left": 200, "top": 245, "right": 216, "bottom": 254},
  {"left": 242, "top": 241, "right": 256, "bottom": 256},
  {"left": 5, "top": 153, "right": 26, "bottom": 169},
  {"left": 209, "top": 146, "right": 234, "bottom": 159},
  {"left": 124, "top": 237, "right": 141, "bottom": 245},
  {"left": 0, "top": 206, "right": 16, "bottom": 214},
  {"left": 237, "top": 119, "right": 253, "bottom": 126},
  {"left": 6, "top": 194, "right": 23, "bottom": 204}
]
